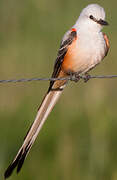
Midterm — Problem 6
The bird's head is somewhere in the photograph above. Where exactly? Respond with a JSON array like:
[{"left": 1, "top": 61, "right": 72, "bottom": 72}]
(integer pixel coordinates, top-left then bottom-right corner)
[{"left": 74, "top": 4, "right": 108, "bottom": 32}]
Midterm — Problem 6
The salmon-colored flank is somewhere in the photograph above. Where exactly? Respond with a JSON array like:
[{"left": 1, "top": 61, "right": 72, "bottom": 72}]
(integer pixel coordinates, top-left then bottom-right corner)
[
  {"left": 62, "top": 37, "right": 78, "bottom": 73},
  {"left": 103, "top": 33, "right": 110, "bottom": 49}
]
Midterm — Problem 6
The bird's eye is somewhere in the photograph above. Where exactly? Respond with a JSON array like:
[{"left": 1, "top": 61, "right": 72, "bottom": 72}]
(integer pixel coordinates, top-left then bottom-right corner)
[{"left": 89, "top": 15, "right": 94, "bottom": 20}]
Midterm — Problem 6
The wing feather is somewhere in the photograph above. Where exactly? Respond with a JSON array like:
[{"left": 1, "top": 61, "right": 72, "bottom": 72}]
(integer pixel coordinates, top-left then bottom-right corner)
[{"left": 48, "top": 29, "right": 77, "bottom": 91}]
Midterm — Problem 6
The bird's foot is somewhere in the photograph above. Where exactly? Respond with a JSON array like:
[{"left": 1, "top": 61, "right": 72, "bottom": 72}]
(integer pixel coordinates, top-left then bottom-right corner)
[
  {"left": 69, "top": 73, "right": 81, "bottom": 82},
  {"left": 83, "top": 73, "right": 91, "bottom": 83}
]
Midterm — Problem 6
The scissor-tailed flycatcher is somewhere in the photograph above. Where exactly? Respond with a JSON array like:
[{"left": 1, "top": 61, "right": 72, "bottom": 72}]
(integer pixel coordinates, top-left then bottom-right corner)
[{"left": 4, "top": 4, "right": 109, "bottom": 178}]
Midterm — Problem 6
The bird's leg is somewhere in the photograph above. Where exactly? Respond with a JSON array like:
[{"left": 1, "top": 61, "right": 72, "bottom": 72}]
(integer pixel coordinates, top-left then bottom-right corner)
[
  {"left": 69, "top": 72, "right": 81, "bottom": 82},
  {"left": 83, "top": 73, "right": 91, "bottom": 83}
]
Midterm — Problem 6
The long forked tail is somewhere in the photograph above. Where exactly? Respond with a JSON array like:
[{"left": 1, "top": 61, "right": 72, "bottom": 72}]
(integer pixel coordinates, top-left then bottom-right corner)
[{"left": 4, "top": 80, "right": 67, "bottom": 179}]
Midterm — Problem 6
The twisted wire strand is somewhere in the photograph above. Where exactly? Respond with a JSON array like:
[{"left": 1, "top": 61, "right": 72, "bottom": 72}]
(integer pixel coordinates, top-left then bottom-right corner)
[{"left": 0, "top": 74, "right": 117, "bottom": 84}]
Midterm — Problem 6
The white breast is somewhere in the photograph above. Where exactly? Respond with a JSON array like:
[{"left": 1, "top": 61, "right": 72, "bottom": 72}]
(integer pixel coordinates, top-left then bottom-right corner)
[{"left": 74, "top": 31, "right": 106, "bottom": 74}]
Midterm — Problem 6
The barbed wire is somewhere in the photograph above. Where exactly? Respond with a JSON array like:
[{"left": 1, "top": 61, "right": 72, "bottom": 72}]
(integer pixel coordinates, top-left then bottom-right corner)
[{"left": 0, "top": 74, "right": 117, "bottom": 84}]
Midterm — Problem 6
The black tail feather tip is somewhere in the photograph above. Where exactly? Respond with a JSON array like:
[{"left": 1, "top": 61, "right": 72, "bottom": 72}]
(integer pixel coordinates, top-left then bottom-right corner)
[
  {"left": 4, "top": 143, "right": 31, "bottom": 179},
  {"left": 4, "top": 148, "right": 25, "bottom": 179}
]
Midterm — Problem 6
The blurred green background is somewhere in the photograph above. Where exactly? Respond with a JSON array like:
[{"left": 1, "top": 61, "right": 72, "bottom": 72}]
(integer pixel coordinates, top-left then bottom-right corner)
[{"left": 0, "top": 0, "right": 117, "bottom": 179}]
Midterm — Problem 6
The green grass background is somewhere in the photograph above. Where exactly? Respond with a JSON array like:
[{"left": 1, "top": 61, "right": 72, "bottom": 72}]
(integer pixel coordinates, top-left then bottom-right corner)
[{"left": 0, "top": 0, "right": 117, "bottom": 179}]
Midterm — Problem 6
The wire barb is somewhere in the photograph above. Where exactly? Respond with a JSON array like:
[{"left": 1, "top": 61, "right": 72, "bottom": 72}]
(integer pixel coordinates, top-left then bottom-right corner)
[{"left": 0, "top": 74, "right": 117, "bottom": 84}]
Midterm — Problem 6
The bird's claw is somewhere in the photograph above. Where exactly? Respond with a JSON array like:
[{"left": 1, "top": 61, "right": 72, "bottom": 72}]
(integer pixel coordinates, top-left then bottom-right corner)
[
  {"left": 69, "top": 73, "right": 80, "bottom": 82},
  {"left": 69, "top": 73, "right": 91, "bottom": 83},
  {"left": 83, "top": 74, "right": 91, "bottom": 83}
]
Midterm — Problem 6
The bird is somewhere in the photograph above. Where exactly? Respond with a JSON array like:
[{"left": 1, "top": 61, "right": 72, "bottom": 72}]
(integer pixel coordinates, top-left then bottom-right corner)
[{"left": 4, "top": 3, "right": 109, "bottom": 179}]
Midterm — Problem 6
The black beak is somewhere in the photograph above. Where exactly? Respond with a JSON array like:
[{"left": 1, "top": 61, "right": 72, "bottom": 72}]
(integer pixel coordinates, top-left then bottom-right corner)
[{"left": 97, "top": 19, "right": 109, "bottom": 26}]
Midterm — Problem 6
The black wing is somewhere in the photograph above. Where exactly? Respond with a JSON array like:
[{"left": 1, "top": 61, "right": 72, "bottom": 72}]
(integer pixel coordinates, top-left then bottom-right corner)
[{"left": 48, "top": 30, "right": 77, "bottom": 92}]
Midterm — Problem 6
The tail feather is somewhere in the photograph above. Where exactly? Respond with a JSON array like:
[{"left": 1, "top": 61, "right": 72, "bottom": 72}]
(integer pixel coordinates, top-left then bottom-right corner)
[
  {"left": 4, "top": 80, "right": 67, "bottom": 179},
  {"left": 16, "top": 143, "right": 32, "bottom": 173},
  {"left": 4, "top": 142, "right": 32, "bottom": 179},
  {"left": 4, "top": 148, "right": 23, "bottom": 178}
]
